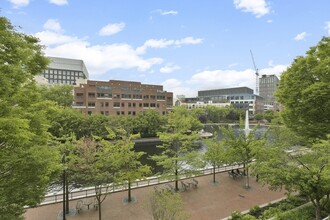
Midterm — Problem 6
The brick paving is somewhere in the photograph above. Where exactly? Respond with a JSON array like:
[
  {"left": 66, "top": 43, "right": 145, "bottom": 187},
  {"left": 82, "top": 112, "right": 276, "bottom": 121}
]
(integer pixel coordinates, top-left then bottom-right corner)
[{"left": 24, "top": 172, "right": 285, "bottom": 220}]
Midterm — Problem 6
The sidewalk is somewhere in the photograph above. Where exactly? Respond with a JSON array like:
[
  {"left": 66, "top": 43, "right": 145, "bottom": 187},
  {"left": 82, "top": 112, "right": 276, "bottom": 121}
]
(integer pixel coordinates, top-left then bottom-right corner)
[{"left": 24, "top": 172, "right": 285, "bottom": 220}]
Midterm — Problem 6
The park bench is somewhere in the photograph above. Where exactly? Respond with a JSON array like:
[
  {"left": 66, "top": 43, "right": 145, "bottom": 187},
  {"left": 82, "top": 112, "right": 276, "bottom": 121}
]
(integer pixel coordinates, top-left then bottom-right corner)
[
  {"left": 181, "top": 181, "right": 189, "bottom": 191},
  {"left": 76, "top": 200, "right": 83, "bottom": 213},
  {"left": 192, "top": 179, "right": 198, "bottom": 188},
  {"left": 228, "top": 170, "right": 238, "bottom": 179}
]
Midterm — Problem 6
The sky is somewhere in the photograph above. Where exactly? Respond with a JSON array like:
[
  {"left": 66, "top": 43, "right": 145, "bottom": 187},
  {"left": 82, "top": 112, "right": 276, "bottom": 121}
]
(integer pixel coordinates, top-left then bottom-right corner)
[{"left": 2, "top": 0, "right": 330, "bottom": 97}]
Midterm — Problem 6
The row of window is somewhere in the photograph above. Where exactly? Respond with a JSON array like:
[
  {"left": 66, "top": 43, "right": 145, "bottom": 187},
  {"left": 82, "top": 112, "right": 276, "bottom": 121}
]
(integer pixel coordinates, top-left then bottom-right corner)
[
  {"left": 87, "top": 110, "right": 166, "bottom": 116},
  {"left": 76, "top": 93, "right": 167, "bottom": 100},
  {"left": 83, "top": 102, "right": 162, "bottom": 108}
]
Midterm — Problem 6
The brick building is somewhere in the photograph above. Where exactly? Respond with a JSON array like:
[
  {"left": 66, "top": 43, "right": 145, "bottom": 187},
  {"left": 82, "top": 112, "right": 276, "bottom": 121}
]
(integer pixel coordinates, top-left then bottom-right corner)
[{"left": 73, "top": 80, "right": 173, "bottom": 116}]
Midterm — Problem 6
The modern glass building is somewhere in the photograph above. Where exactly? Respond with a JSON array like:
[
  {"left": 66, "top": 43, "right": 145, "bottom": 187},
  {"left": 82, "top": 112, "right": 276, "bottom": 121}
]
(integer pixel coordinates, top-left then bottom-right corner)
[
  {"left": 40, "top": 57, "right": 89, "bottom": 85},
  {"left": 197, "top": 87, "right": 264, "bottom": 115}
]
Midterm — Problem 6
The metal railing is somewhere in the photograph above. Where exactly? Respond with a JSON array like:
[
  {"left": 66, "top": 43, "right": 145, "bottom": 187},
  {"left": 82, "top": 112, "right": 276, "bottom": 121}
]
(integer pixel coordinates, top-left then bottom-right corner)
[{"left": 39, "top": 164, "right": 242, "bottom": 206}]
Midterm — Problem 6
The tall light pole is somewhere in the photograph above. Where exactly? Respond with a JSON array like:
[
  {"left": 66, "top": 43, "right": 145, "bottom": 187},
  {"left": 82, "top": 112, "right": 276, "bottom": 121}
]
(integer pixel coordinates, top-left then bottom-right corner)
[{"left": 62, "top": 154, "right": 66, "bottom": 220}]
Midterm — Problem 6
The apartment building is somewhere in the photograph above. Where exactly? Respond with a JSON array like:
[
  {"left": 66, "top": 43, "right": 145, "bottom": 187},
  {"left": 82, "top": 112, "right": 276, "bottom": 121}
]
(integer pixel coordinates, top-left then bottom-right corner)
[{"left": 73, "top": 80, "right": 173, "bottom": 116}]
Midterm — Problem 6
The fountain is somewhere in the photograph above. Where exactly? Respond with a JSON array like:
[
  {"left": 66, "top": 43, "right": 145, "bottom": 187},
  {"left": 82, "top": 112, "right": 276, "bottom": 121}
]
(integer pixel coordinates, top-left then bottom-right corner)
[{"left": 244, "top": 110, "right": 251, "bottom": 137}]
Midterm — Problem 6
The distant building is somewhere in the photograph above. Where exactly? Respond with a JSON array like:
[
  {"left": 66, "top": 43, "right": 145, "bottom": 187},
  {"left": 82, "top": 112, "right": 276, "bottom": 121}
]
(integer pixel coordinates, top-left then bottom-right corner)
[
  {"left": 259, "top": 74, "right": 279, "bottom": 110},
  {"left": 197, "top": 87, "right": 264, "bottom": 115},
  {"left": 39, "top": 57, "right": 89, "bottom": 85},
  {"left": 73, "top": 80, "right": 173, "bottom": 116}
]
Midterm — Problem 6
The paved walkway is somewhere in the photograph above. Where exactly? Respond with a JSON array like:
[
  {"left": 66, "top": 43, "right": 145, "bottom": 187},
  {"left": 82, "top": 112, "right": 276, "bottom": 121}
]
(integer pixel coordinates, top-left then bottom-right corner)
[{"left": 24, "top": 172, "right": 285, "bottom": 220}]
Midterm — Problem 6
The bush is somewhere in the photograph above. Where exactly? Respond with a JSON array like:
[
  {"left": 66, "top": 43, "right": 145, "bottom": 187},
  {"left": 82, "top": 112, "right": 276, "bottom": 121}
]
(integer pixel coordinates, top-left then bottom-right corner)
[
  {"left": 229, "top": 211, "right": 243, "bottom": 220},
  {"left": 249, "top": 205, "right": 261, "bottom": 217}
]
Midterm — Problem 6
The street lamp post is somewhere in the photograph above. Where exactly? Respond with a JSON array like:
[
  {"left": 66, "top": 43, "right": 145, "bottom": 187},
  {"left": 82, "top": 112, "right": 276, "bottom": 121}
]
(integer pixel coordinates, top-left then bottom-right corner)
[{"left": 62, "top": 154, "right": 66, "bottom": 220}]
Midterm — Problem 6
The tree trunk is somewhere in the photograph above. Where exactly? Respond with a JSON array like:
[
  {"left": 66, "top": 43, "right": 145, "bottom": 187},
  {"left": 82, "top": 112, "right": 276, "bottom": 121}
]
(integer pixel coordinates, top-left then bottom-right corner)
[
  {"left": 128, "top": 180, "right": 132, "bottom": 202},
  {"left": 315, "top": 201, "right": 322, "bottom": 220},
  {"left": 98, "top": 198, "right": 102, "bottom": 220},
  {"left": 175, "top": 160, "right": 179, "bottom": 191},
  {"left": 213, "top": 165, "right": 216, "bottom": 183},
  {"left": 65, "top": 177, "right": 69, "bottom": 214},
  {"left": 245, "top": 165, "right": 250, "bottom": 189}
]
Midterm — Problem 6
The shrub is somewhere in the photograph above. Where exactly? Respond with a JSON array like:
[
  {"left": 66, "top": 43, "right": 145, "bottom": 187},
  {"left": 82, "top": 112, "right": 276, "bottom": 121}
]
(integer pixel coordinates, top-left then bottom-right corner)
[
  {"left": 249, "top": 205, "right": 261, "bottom": 217},
  {"left": 229, "top": 211, "right": 243, "bottom": 220}
]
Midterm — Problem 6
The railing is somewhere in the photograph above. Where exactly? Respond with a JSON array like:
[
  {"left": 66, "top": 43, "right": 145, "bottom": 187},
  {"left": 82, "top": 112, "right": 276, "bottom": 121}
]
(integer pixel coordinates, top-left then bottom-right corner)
[{"left": 39, "top": 164, "right": 242, "bottom": 206}]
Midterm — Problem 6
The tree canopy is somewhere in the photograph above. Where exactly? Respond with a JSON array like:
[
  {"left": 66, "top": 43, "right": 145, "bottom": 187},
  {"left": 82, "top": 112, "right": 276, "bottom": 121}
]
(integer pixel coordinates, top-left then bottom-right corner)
[
  {"left": 0, "top": 16, "right": 60, "bottom": 219},
  {"left": 276, "top": 36, "right": 330, "bottom": 140}
]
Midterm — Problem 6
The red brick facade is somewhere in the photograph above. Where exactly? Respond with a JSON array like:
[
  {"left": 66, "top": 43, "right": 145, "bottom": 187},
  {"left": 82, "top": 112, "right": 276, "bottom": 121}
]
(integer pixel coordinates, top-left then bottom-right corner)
[{"left": 73, "top": 80, "right": 173, "bottom": 116}]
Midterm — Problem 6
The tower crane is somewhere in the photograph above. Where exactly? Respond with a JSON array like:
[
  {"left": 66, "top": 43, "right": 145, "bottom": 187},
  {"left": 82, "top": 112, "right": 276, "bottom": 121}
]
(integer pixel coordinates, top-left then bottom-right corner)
[{"left": 250, "top": 50, "right": 259, "bottom": 95}]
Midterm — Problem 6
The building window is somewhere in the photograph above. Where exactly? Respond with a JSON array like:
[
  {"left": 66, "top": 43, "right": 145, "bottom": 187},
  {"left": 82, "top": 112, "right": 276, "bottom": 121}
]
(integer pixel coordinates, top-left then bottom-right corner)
[
  {"left": 128, "top": 103, "right": 132, "bottom": 107},
  {"left": 88, "top": 111, "right": 92, "bottom": 115},
  {"left": 88, "top": 102, "right": 95, "bottom": 107},
  {"left": 121, "top": 103, "right": 125, "bottom": 107},
  {"left": 143, "top": 103, "right": 149, "bottom": 107},
  {"left": 100, "top": 111, "right": 104, "bottom": 115},
  {"left": 113, "top": 94, "right": 120, "bottom": 99},
  {"left": 76, "top": 93, "right": 84, "bottom": 98},
  {"left": 132, "top": 111, "right": 136, "bottom": 116},
  {"left": 150, "top": 103, "right": 156, "bottom": 108},
  {"left": 133, "top": 94, "right": 142, "bottom": 99},
  {"left": 116, "top": 111, "right": 120, "bottom": 115},
  {"left": 133, "top": 103, "right": 136, "bottom": 107},
  {"left": 143, "top": 95, "right": 149, "bottom": 99},
  {"left": 139, "top": 103, "right": 142, "bottom": 107},
  {"left": 105, "top": 102, "right": 109, "bottom": 107},
  {"left": 121, "top": 94, "right": 131, "bottom": 99},
  {"left": 128, "top": 111, "right": 132, "bottom": 115},
  {"left": 121, "top": 111, "right": 125, "bottom": 115},
  {"left": 76, "top": 102, "right": 84, "bottom": 106},
  {"left": 113, "top": 102, "right": 120, "bottom": 107}
]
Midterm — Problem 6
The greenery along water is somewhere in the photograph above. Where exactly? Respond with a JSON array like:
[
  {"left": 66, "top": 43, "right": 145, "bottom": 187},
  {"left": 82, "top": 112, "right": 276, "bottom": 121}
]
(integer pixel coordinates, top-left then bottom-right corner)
[{"left": 133, "top": 124, "right": 268, "bottom": 174}]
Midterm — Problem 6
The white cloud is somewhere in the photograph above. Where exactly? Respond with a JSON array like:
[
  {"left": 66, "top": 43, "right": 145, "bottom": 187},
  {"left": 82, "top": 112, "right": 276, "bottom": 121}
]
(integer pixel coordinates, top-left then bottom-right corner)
[
  {"left": 164, "top": 64, "right": 288, "bottom": 98},
  {"left": 43, "top": 19, "right": 62, "bottom": 32},
  {"left": 9, "top": 0, "right": 29, "bottom": 8},
  {"left": 294, "top": 32, "right": 307, "bottom": 41},
  {"left": 228, "top": 63, "right": 239, "bottom": 68},
  {"left": 234, "top": 0, "right": 270, "bottom": 18},
  {"left": 160, "top": 64, "right": 181, "bottom": 73},
  {"left": 136, "top": 36, "right": 203, "bottom": 54},
  {"left": 325, "top": 21, "right": 330, "bottom": 35},
  {"left": 35, "top": 21, "right": 164, "bottom": 76},
  {"left": 160, "top": 10, "right": 178, "bottom": 15},
  {"left": 99, "top": 22, "right": 125, "bottom": 36},
  {"left": 267, "top": 19, "right": 273, "bottom": 23},
  {"left": 49, "top": 0, "right": 68, "bottom": 6}
]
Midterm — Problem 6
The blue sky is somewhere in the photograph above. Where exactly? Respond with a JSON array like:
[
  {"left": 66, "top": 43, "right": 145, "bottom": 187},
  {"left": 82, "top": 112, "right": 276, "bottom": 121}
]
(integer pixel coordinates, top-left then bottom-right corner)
[{"left": 2, "top": 0, "right": 330, "bottom": 97}]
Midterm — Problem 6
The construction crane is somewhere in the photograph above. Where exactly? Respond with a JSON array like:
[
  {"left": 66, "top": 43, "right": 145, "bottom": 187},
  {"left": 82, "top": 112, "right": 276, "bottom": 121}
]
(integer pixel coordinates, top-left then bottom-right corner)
[{"left": 250, "top": 50, "right": 259, "bottom": 95}]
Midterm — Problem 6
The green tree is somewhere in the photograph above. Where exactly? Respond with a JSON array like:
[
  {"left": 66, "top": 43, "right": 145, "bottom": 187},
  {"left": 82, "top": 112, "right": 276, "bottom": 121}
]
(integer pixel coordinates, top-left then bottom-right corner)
[
  {"left": 111, "top": 128, "right": 151, "bottom": 203},
  {"left": 134, "top": 110, "right": 166, "bottom": 138},
  {"left": 68, "top": 136, "right": 123, "bottom": 220},
  {"left": 38, "top": 84, "right": 74, "bottom": 107},
  {"left": 0, "top": 16, "right": 60, "bottom": 219},
  {"left": 254, "top": 113, "right": 263, "bottom": 122},
  {"left": 203, "top": 133, "right": 226, "bottom": 183},
  {"left": 276, "top": 36, "right": 330, "bottom": 140},
  {"left": 146, "top": 188, "right": 189, "bottom": 220},
  {"left": 254, "top": 136, "right": 330, "bottom": 220},
  {"left": 152, "top": 107, "right": 204, "bottom": 191},
  {"left": 221, "top": 124, "right": 263, "bottom": 189}
]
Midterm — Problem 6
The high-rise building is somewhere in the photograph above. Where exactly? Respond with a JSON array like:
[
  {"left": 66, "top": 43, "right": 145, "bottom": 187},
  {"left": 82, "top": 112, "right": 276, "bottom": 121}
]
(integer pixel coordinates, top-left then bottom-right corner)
[
  {"left": 73, "top": 80, "right": 173, "bottom": 116},
  {"left": 39, "top": 57, "right": 89, "bottom": 85},
  {"left": 259, "top": 74, "right": 279, "bottom": 110}
]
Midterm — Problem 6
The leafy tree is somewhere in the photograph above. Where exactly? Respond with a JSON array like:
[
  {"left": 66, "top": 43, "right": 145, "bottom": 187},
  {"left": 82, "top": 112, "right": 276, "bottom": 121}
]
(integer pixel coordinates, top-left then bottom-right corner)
[
  {"left": 264, "top": 110, "right": 276, "bottom": 123},
  {"left": 254, "top": 113, "right": 263, "bottom": 122},
  {"left": 152, "top": 107, "right": 204, "bottom": 191},
  {"left": 0, "top": 16, "right": 60, "bottom": 219},
  {"left": 68, "top": 136, "right": 123, "bottom": 220},
  {"left": 276, "top": 36, "right": 330, "bottom": 140},
  {"left": 254, "top": 135, "right": 330, "bottom": 220},
  {"left": 134, "top": 110, "right": 166, "bottom": 138},
  {"left": 203, "top": 133, "right": 226, "bottom": 183},
  {"left": 38, "top": 84, "right": 74, "bottom": 107},
  {"left": 221, "top": 124, "right": 264, "bottom": 189},
  {"left": 146, "top": 188, "right": 189, "bottom": 220},
  {"left": 111, "top": 128, "right": 151, "bottom": 203}
]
